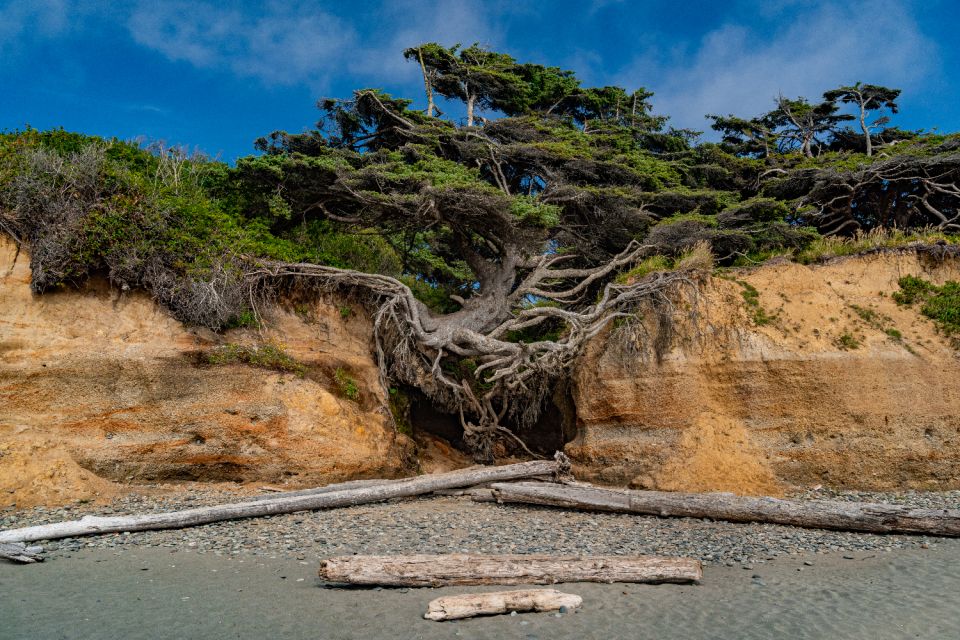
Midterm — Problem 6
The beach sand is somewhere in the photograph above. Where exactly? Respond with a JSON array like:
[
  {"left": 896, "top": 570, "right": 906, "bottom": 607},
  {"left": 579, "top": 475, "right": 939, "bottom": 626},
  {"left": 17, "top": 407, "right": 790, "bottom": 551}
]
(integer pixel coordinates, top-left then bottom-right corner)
[{"left": 3, "top": 541, "right": 959, "bottom": 639}]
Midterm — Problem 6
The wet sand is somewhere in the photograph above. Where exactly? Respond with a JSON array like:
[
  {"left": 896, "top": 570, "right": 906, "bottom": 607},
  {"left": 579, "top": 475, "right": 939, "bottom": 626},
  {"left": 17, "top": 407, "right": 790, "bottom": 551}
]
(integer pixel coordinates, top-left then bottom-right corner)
[{"left": 3, "top": 541, "right": 959, "bottom": 639}]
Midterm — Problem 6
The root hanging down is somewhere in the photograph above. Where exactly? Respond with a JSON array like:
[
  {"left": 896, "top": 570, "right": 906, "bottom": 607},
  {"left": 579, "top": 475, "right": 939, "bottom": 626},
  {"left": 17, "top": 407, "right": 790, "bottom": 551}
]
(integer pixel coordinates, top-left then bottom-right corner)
[{"left": 246, "top": 242, "right": 697, "bottom": 462}]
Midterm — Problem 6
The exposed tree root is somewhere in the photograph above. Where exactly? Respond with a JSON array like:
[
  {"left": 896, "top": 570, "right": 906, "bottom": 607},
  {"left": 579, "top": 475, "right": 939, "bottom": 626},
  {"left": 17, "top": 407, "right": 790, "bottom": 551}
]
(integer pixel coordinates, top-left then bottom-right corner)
[{"left": 247, "top": 244, "right": 696, "bottom": 462}]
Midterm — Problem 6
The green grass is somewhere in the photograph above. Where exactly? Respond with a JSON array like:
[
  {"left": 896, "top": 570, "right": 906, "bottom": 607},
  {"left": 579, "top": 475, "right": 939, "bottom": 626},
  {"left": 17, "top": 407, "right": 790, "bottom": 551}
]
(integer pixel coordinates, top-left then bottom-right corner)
[
  {"left": 796, "top": 228, "right": 960, "bottom": 264},
  {"left": 615, "top": 255, "right": 672, "bottom": 284},
  {"left": 204, "top": 343, "right": 307, "bottom": 376},
  {"left": 334, "top": 367, "right": 360, "bottom": 401}
]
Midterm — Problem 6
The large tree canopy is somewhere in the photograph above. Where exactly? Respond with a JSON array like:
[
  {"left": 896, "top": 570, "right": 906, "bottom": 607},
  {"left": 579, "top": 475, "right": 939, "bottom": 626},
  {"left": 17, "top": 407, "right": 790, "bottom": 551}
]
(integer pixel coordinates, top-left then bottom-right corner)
[{"left": 2, "top": 44, "right": 959, "bottom": 462}]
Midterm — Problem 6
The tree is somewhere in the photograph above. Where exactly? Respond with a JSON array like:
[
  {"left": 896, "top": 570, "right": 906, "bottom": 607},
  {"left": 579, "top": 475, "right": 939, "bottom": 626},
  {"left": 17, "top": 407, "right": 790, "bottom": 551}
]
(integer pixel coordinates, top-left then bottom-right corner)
[
  {"left": 771, "top": 95, "right": 853, "bottom": 157},
  {"left": 708, "top": 113, "right": 779, "bottom": 157},
  {"left": 408, "top": 43, "right": 527, "bottom": 127},
  {"left": 823, "top": 83, "right": 901, "bottom": 156},
  {"left": 239, "top": 64, "right": 699, "bottom": 460}
]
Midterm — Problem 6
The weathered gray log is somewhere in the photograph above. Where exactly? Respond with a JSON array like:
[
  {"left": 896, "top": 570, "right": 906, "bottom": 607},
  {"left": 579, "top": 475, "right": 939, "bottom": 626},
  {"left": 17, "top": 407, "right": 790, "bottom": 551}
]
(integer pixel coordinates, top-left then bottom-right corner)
[
  {"left": 0, "top": 542, "right": 44, "bottom": 564},
  {"left": 248, "top": 477, "right": 410, "bottom": 502},
  {"left": 424, "top": 589, "right": 582, "bottom": 621},
  {"left": 490, "top": 482, "right": 960, "bottom": 536},
  {"left": 318, "top": 553, "right": 702, "bottom": 586},
  {"left": 0, "top": 460, "right": 559, "bottom": 544}
]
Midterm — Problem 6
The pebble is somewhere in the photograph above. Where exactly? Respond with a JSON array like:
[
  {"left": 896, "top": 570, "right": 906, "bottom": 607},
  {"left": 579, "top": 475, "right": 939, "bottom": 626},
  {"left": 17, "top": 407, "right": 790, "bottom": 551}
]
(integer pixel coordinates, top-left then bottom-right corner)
[{"left": 2, "top": 488, "right": 957, "bottom": 566}]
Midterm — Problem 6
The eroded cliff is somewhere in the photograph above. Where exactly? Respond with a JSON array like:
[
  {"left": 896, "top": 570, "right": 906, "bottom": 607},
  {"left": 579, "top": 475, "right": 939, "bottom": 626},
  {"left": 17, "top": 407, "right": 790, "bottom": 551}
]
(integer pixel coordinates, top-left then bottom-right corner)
[
  {"left": 4, "top": 234, "right": 960, "bottom": 506},
  {"left": 0, "top": 237, "right": 413, "bottom": 507},
  {"left": 568, "top": 250, "right": 960, "bottom": 494}
]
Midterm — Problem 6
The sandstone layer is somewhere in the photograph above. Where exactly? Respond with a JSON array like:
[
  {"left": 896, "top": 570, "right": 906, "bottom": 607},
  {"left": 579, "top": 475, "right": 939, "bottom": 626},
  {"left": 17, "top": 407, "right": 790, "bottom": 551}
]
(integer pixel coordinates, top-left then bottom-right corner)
[
  {"left": 568, "top": 250, "right": 960, "bottom": 494},
  {"left": 0, "top": 237, "right": 413, "bottom": 507}
]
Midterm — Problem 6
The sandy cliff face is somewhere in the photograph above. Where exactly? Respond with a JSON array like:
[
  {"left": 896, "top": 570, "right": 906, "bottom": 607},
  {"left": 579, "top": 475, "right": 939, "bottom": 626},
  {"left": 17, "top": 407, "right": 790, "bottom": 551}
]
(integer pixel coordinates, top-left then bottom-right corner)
[
  {"left": 0, "top": 237, "right": 413, "bottom": 507},
  {"left": 568, "top": 250, "right": 960, "bottom": 494}
]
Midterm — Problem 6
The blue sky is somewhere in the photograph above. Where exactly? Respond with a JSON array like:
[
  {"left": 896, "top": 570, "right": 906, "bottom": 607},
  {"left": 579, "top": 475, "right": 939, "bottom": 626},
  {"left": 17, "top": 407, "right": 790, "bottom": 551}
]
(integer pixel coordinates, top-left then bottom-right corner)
[{"left": 2, "top": 0, "right": 958, "bottom": 162}]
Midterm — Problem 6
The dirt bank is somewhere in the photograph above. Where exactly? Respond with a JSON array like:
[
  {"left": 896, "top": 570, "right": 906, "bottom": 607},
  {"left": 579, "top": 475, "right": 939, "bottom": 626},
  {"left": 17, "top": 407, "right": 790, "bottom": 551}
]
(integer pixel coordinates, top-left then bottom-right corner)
[
  {"left": 0, "top": 237, "right": 413, "bottom": 507},
  {"left": 569, "top": 249, "right": 960, "bottom": 494}
]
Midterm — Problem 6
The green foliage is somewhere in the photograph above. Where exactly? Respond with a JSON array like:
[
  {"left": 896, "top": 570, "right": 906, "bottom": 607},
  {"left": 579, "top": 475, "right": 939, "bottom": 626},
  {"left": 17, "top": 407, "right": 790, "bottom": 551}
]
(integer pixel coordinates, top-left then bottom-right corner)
[
  {"left": 334, "top": 367, "right": 360, "bottom": 401},
  {"left": 895, "top": 276, "right": 960, "bottom": 342},
  {"left": 204, "top": 343, "right": 307, "bottom": 376},
  {"left": 835, "top": 332, "right": 861, "bottom": 350},
  {"left": 226, "top": 310, "right": 260, "bottom": 329},
  {"left": 510, "top": 195, "right": 560, "bottom": 227},
  {"left": 893, "top": 275, "right": 936, "bottom": 305},
  {"left": 737, "top": 281, "right": 774, "bottom": 325}
]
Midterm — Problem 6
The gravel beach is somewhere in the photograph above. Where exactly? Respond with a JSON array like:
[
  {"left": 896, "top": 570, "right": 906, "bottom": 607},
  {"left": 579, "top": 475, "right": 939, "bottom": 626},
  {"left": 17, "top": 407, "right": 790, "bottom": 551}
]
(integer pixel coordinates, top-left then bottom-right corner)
[
  {"left": 2, "top": 486, "right": 958, "bottom": 565},
  {"left": 3, "top": 486, "right": 960, "bottom": 639}
]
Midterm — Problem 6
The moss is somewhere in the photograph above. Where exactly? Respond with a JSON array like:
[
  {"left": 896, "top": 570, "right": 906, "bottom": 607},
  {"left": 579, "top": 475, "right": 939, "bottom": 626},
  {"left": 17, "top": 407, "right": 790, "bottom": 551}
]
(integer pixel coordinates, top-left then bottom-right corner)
[{"left": 388, "top": 387, "right": 414, "bottom": 436}]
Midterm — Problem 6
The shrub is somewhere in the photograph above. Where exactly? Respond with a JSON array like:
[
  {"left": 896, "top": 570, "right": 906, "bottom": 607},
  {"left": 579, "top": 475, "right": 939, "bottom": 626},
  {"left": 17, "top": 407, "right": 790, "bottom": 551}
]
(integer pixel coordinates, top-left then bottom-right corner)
[{"left": 835, "top": 333, "right": 861, "bottom": 350}]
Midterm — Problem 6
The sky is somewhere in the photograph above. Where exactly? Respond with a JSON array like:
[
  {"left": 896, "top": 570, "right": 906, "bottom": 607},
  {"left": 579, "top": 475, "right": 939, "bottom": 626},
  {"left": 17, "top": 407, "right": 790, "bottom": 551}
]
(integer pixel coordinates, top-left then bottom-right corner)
[{"left": 2, "top": 0, "right": 958, "bottom": 162}]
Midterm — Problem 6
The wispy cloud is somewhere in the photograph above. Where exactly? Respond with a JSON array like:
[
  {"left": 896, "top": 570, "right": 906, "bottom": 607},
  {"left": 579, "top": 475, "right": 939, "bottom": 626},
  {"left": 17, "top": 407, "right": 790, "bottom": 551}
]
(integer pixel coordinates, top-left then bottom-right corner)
[
  {"left": 127, "top": 1, "right": 357, "bottom": 86},
  {"left": 615, "top": 0, "right": 938, "bottom": 131},
  {"left": 0, "top": 0, "right": 71, "bottom": 57},
  {"left": 348, "top": 0, "right": 502, "bottom": 82}
]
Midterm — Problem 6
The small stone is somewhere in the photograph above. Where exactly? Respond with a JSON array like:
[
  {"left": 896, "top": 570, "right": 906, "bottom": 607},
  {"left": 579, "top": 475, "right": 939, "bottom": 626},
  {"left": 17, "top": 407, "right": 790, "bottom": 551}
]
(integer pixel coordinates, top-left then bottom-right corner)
[
  {"left": 803, "top": 561, "right": 814, "bottom": 566},
  {"left": 510, "top": 611, "right": 518, "bottom": 617}
]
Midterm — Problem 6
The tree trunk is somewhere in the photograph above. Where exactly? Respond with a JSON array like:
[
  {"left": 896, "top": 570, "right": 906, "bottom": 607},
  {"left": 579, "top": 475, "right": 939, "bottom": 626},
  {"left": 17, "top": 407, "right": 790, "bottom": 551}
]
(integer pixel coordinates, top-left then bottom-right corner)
[
  {"left": 0, "top": 460, "right": 560, "bottom": 544},
  {"left": 416, "top": 48, "right": 435, "bottom": 117},
  {"left": 424, "top": 589, "right": 582, "bottom": 621},
  {"left": 318, "top": 553, "right": 702, "bottom": 586},
  {"left": 466, "top": 94, "right": 476, "bottom": 127},
  {"left": 860, "top": 105, "right": 873, "bottom": 156},
  {"left": 490, "top": 482, "right": 960, "bottom": 536}
]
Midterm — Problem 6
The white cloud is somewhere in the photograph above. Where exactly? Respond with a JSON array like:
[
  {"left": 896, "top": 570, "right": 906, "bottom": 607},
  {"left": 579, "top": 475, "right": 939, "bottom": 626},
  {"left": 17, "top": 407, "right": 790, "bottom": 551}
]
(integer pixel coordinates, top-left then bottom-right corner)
[
  {"left": 126, "top": 1, "right": 356, "bottom": 86},
  {"left": 124, "top": 0, "right": 504, "bottom": 94},
  {"left": 347, "top": 0, "right": 502, "bottom": 83},
  {"left": 0, "top": 0, "right": 72, "bottom": 57},
  {"left": 615, "top": 0, "right": 938, "bottom": 132}
]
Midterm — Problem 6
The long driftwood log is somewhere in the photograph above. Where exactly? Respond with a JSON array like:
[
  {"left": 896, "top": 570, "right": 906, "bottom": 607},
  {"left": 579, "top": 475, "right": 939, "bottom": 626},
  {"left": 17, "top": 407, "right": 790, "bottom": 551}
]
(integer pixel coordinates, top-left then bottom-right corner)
[
  {"left": 424, "top": 589, "right": 582, "bottom": 621},
  {"left": 490, "top": 482, "right": 960, "bottom": 536},
  {"left": 0, "top": 459, "right": 560, "bottom": 544},
  {"left": 0, "top": 542, "right": 45, "bottom": 564},
  {"left": 318, "top": 553, "right": 702, "bottom": 586}
]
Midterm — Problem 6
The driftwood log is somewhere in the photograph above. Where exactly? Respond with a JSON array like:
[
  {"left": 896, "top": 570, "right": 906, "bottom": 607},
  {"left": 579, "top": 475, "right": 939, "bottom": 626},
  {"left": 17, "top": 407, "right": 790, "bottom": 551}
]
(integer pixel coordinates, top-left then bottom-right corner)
[
  {"left": 318, "top": 553, "right": 702, "bottom": 586},
  {"left": 490, "top": 482, "right": 960, "bottom": 536},
  {"left": 424, "top": 589, "right": 582, "bottom": 621},
  {"left": 0, "top": 542, "right": 45, "bottom": 564},
  {"left": 0, "top": 459, "right": 560, "bottom": 544}
]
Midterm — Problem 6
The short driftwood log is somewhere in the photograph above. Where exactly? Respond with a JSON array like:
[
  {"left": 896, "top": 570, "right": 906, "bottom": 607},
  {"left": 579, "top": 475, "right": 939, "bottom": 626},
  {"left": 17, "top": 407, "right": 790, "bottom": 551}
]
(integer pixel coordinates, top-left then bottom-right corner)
[
  {"left": 490, "top": 482, "right": 960, "bottom": 536},
  {"left": 424, "top": 589, "right": 582, "bottom": 621},
  {"left": 318, "top": 553, "right": 702, "bottom": 586},
  {"left": 0, "top": 542, "right": 44, "bottom": 564}
]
